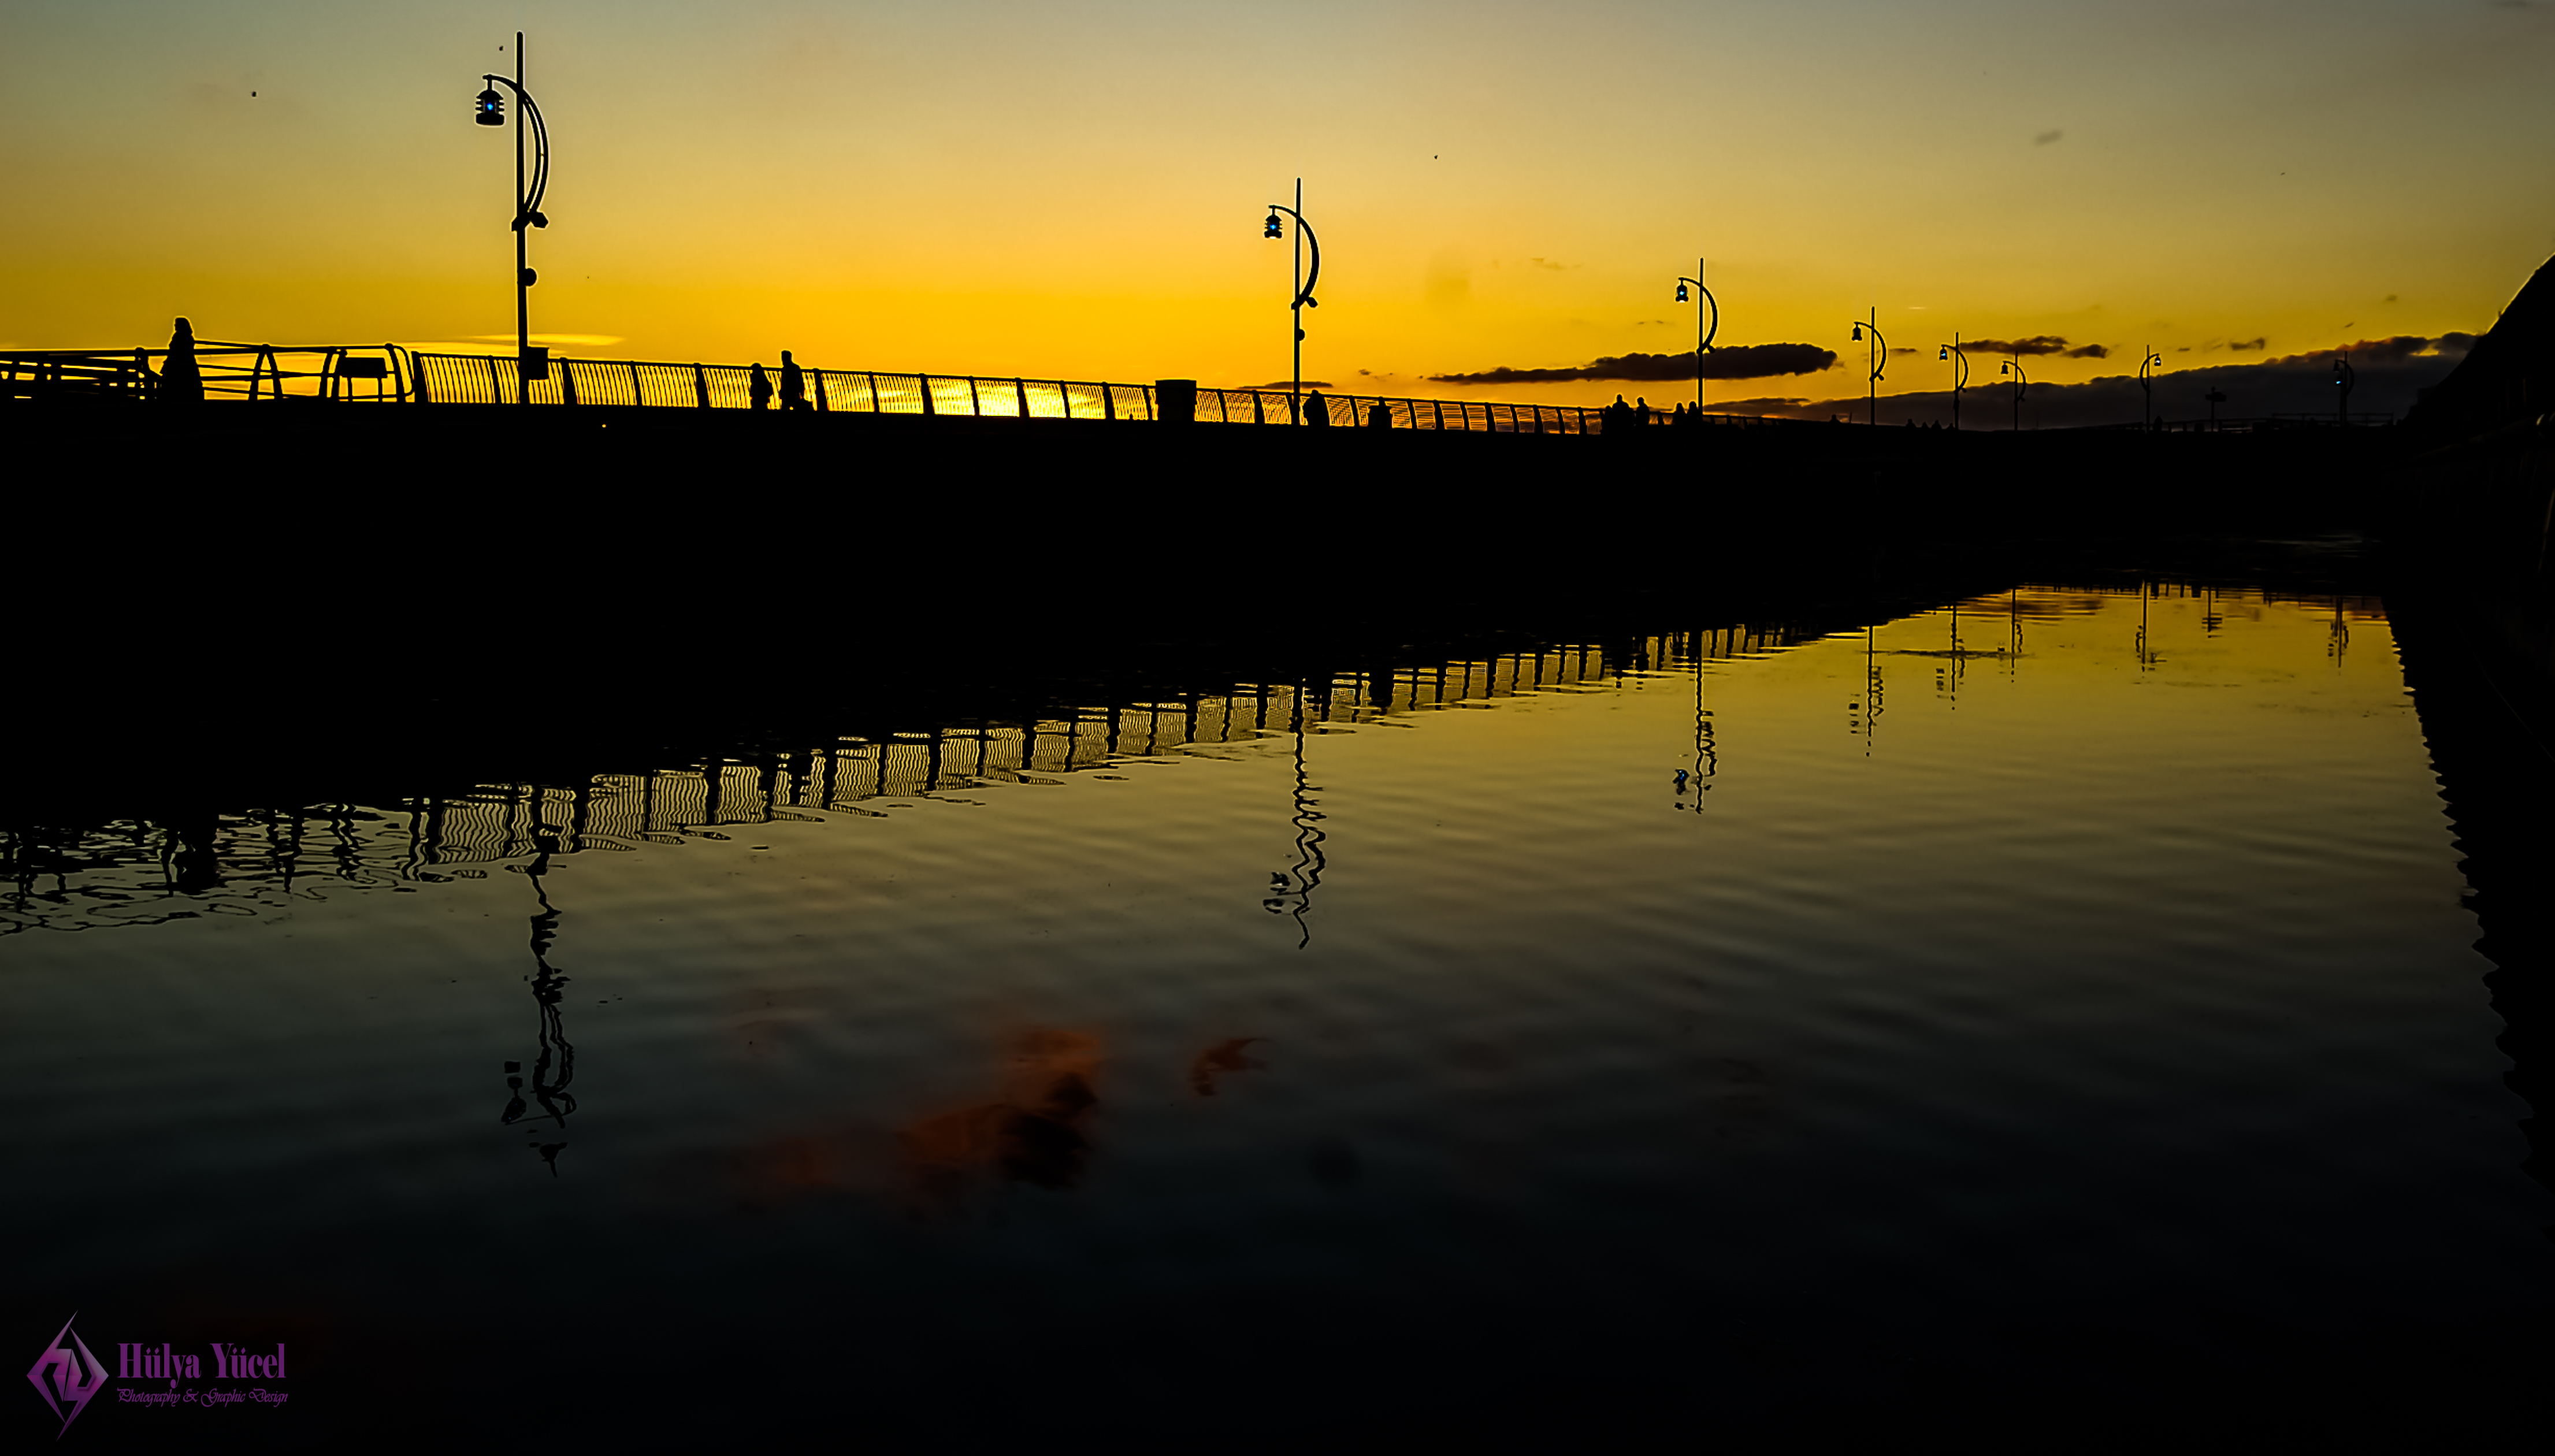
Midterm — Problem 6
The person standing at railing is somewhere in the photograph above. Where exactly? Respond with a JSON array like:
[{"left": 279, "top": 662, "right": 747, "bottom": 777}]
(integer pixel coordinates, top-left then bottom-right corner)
[
  {"left": 749, "top": 362, "right": 774, "bottom": 411},
  {"left": 1304, "top": 389, "right": 1331, "bottom": 426},
  {"left": 779, "top": 351, "right": 808, "bottom": 413},
  {"left": 159, "top": 317, "right": 203, "bottom": 405},
  {"left": 1366, "top": 401, "right": 1390, "bottom": 429}
]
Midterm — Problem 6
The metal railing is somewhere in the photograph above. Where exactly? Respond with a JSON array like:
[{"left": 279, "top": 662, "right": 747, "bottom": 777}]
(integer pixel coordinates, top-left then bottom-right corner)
[
  {"left": 0, "top": 344, "right": 414, "bottom": 404},
  {"left": 6, "top": 341, "right": 1825, "bottom": 435},
  {"left": 408, "top": 351, "right": 1613, "bottom": 433}
]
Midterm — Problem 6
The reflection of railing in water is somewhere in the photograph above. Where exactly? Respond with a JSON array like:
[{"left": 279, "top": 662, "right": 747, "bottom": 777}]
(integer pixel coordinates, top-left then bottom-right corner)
[{"left": 3, "top": 631, "right": 1788, "bottom": 934}]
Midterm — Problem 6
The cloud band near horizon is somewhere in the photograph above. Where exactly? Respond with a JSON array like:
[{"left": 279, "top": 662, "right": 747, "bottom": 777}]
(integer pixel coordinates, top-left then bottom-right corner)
[{"left": 1429, "top": 343, "right": 1839, "bottom": 385}]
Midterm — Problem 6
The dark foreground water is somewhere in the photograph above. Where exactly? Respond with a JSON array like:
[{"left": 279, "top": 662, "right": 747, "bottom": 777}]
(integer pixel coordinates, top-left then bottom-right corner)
[{"left": 6, "top": 581, "right": 2548, "bottom": 1447}]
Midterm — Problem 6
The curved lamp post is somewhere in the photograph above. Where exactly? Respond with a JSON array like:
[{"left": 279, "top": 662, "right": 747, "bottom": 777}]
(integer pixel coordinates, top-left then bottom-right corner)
[
  {"left": 2137, "top": 348, "right": 2164, "bottom": 430},
  {"left": 1262, "top": 179, "right": 1321, "bottom": 424},
  {"left": 1673, "top": 261, "right": 1720, "bottom": 416},
  {"left": 474, "top": 32, "right": 552, "bottom": 404},
  {"left": 1938, "top": 332, "right": 1970, "bottom": 430},
  {"left": 2000, "top": 352, "right": 2029, "bottom": 432},
  {"left": 2333, "top": 348, "right": 2355, "bottom": 427},
  {"left": 1848, "top": 309, "right": 1887, "bottom": 426}
]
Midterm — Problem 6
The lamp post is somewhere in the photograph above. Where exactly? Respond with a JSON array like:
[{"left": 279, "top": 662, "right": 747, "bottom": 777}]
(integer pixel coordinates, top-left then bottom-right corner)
[
  {"left": 2333, "top": 348, "right": 2355, "bottom": 427},
  {"left": 1938, "top": 332, "right": 1970, "bottom": 430},
  {"left": 1673, "top": 261, "right": 1719, "bottom": 417},
  {"left": 1262, "top": 180, "right": 1321, "bottom": 424},
  {"left": 474, "top": 32, "right": 551, "bottom": 404},
  {"left": 1847, "top": 309, "right": 1886, "bottom": 426},
  {"left": 2000, "top": 352, "right": 2028, "bottom": 432},
  {"left": 2204, "top": 387, "right": 2226, "bottom": 430},
  {"left": 2137, "top": 348, "right": 2163, "bottom": 430}
]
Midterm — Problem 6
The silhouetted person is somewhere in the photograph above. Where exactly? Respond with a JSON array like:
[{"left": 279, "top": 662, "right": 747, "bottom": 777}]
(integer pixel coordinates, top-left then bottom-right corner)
[
  {"left": 159, "top": 317, "right": 203, "bottom": 405},
  {"left": 1304, "top": 389, "right": 1330, "bottom": 426},
  {"left": 749, "top": 362, "right": 774, "bottom": 411},
  {"left": 1606, "top": 394, "right": 1631, "bottom": 432},
  {"left": 779, "top": 350, "right": 808, "bottom": 412},
  {"left": 1367, "top": 401, "right": 1390, "bottom": 429},
  {"left": 1636, "top": 396, "right": 1652, "bottom": 426}
]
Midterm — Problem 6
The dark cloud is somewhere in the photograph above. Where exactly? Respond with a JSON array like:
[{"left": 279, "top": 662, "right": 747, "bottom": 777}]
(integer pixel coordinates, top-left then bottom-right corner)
[
  {"left": 1428, "top": 343, "right": 1837, "bottom": 385},
  {"left": 2064, "top": 343, "right": 2110, "bottom": 359},
  {"left": 2228, "top": 338, "right": 2268, "bottom": 352},
  {"left": 2034, "top": 129, "right": 2064, "bottom": 145},
  {"left": 1232, "top": 380, "right": 1333, "bottom": 390},
  {"left": 2263, "top": 334, "right": 2476, "bottom": 368},
  {"left": 1963, "top": 335, "right": 2075, "bottom": 357}
]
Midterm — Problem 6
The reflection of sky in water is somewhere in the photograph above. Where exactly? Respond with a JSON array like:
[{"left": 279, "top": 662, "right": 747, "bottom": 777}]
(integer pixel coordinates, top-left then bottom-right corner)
[{"left": 2, "top": 584, "right": 2545, "bottom": 1436}]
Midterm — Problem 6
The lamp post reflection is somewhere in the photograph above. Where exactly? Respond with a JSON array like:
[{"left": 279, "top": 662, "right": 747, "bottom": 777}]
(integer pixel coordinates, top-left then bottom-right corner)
[
  {"left": 1675, "top": 636, "right": 1718, "bottom": 813},
  {"left": 500, "top": 826, "right": 578, "bottom": 1175},
  {"left": 472, "top": 31, "right": 552, "bottom": 404},
  {"left": 1848, "top": 310, "right": 1887, "bottom": 426},
  {"left": 1673, "top": 262, "right": 1719, "bottom": 417},
  {"left": 1262, "top": 684, "right": 1328, "bottom": 948},
  {"left": 1262, "top": 181, "right": 1322, "bottom": 424}
]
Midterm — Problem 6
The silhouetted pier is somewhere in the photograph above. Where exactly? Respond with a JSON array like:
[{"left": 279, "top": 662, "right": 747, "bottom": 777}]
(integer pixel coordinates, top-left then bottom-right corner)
[{"left": 2, "top": 341, "right": 1830, "bottom": 434}]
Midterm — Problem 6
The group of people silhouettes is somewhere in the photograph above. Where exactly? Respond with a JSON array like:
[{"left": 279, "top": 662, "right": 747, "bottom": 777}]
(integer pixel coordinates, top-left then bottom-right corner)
[
  {"left": 1600, "top": 394, "right": 1709, "bottom": 430},
  {"left": 748, "top": 351, "right": 812, "bottom": 411}
]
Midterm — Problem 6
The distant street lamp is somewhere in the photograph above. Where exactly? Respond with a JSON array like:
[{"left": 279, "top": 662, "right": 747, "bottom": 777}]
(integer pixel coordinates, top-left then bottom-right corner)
[
  {"left": 2333, "top": 349, "right": 2355, "bottom": 426},
  {"left": 1938, "top": 332, "right": 1970, "bottom": 430},
  {"left": 2137, "top": 348, "right": 2164, "bottom": 430},
  {"left": 2204, "top": 387, "right": 2227, "bottom": 430},
  {"left": 474, "top": 32, "right": 552, "bottom": 404},
  {"left": 2000, "top": 352, "right": 2029, "bottom": 432},
  {"left": 1848, "top": 309, "right": 1887, "bottom": 426},
  {"left": 1673, "top": 261, "right": 1720, "bottom": 416},
  {"left": 1262, "top": 179, "right": 1322, "bottom": 424}
]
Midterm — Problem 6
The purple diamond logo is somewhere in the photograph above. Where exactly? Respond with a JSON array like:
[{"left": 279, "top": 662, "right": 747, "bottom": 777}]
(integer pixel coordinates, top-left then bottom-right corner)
[{"left": 25, "top": 1315, "right": 106, "bottom": 1439}]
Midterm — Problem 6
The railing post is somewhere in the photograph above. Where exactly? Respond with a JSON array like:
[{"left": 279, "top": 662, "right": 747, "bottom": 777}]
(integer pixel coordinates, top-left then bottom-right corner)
[
  {"left": 1102, "top": 385, "right": 1115, "bottom": 421},
  {"left": 1061, "top": 381, "right": 1073, "bottom": 420},
  {"left": 1016, "top": 377, "right": 1029, "bottom": 418},
  {"left": 629, "top": 360, "right": 643, "bottom": 406},
  {"left": 921, "top": 374, "right": 936, "bottom": 416},
  {"left": 1252, "top": 391, "right": 1265, "bottom": 426},
  {"left": 694, "top": 364, "right": 711, "bottom": 408},
  {"left": 559, "top": 358, "right": 578, "bottom": 406},
  {"left": 868, "top": 373, "right": 882, "bottom": 412},
  {"left": 967, "top": 377, "right": 981, "bottom": 415},
  {"left": 814, "top": 369, "right": 830, "bottom": 412},
  {"left": 485, "top": 355, "right": 502, "bottom": 406}
]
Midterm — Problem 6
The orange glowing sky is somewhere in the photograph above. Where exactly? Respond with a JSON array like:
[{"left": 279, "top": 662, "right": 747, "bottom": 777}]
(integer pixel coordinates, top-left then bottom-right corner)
[{"left": 3, "top": 1, "right": 2552, "bottom": 404}]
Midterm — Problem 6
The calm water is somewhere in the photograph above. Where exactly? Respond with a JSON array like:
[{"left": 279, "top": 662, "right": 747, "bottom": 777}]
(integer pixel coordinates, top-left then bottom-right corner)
[{"left": 7, "top": 582, "right": 2547, "bottom": 1444}]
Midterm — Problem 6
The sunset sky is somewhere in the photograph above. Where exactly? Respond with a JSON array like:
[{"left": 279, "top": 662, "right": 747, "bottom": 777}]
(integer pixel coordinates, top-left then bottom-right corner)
[{"left": 4, "top": 1, "right": 2552, "bottom": 406}]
